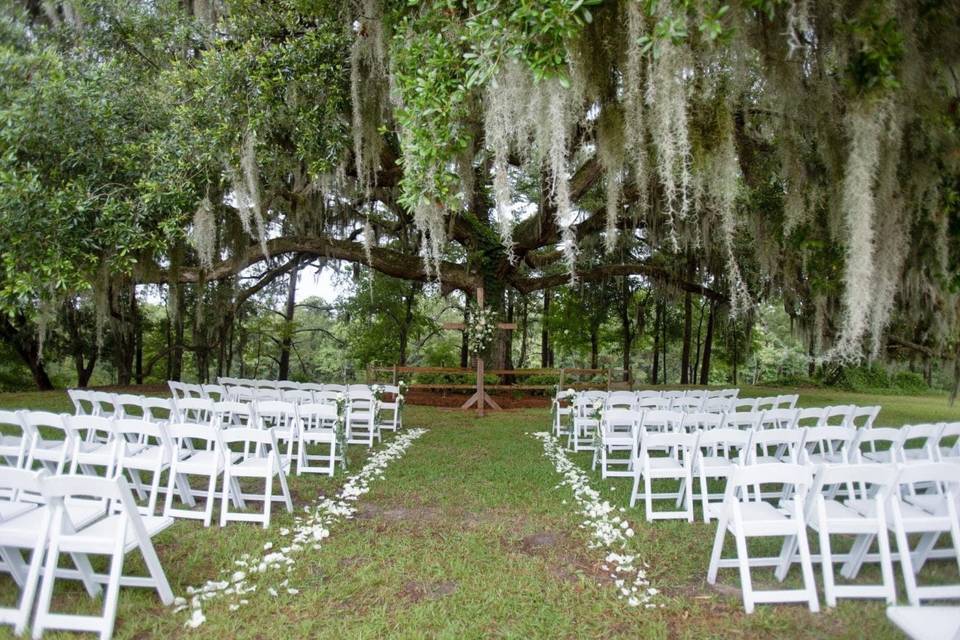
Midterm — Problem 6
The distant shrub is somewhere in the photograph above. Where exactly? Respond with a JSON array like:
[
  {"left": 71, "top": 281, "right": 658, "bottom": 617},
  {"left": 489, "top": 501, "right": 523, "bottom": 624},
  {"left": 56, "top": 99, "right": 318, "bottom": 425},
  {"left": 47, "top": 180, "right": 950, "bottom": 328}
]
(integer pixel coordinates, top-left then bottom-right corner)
[{"left": 891, "top": 371, "right": 928, "bottom": 393}]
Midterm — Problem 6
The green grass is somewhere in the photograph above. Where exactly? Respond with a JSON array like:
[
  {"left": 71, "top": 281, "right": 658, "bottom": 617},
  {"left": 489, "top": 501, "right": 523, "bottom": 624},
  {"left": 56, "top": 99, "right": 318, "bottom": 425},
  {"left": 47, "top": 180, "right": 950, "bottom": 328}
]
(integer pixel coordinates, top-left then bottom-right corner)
[{"left": 0, "top": 388, "right": 957, "bottom": 638}]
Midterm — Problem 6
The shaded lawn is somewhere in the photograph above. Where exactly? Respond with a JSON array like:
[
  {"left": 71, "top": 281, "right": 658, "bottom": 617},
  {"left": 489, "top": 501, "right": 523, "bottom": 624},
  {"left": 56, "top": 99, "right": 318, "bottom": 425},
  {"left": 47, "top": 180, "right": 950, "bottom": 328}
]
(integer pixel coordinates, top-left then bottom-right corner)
[{"left": 0, "top": 388, "right": 956, "bottom": 638}]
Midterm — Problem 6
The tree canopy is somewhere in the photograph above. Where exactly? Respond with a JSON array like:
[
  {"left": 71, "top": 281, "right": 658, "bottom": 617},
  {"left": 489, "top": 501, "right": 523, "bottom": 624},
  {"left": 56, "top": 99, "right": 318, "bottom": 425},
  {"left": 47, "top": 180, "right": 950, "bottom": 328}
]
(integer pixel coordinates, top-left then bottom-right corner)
[{"left": 1, "top": 0, "right": 959, "bottom": 384}]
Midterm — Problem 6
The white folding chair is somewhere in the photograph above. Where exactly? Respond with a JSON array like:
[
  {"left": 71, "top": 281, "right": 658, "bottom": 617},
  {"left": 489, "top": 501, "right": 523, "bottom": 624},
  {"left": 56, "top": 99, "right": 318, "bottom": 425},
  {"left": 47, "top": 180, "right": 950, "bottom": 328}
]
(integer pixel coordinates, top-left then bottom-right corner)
[
  {"left": 680, "top": 412, "right": 724, "bottom": 433},
  {"left": 743, "top": 429, "right": 805, "bottom": 465},
  {"left": 731, "top": 398, "right": 759, "bottom": 412},
  {"left": 140, "top": 397, "right": 175, "bottom": 424},
  {"left": 89, "top": 392, "right": 120, "bottom": 419},
  {"left": 324, "top": 384, "right": 346, "bottom": 394},
  {"left": 693, "top": 428, "right": 750, "bottom": 522},
  {"left": 282, "top": 389, "right": 314, "bottom": 405},
  {"left": 605, "top": 391, "right": 637, "bottom": 412},
  {"left": 22, "top": 412, "right": 73, "bottom": 475},
  {"left": 254, "top": 401, "right": 300, "bottom": 472},
  {"left": 346, "top": 395, "right": 379, "bottom": 448},
  {"left": 936, "top": 422, "right": 960, "bottom": 463},
  {"left": 163, "top": 423, "right": 236, "bottom": 526},
  {"left": 0, "top": 410, "right": 32, "bottom": 469},
  {"left": 671, "top": 396, "right": 704, "bottom": 413},
  {"left": 795, "top": 407, "right": 827, "bottom": 430},
  {"left": 65, "top": 416, "right": 119, "bottom": 478},
  {"left": 635, "top": 396, "right": 669, "bottom": 410},
  {"left": 702, "top": 397, "right": 733, "bottom": 414},
  {"left": 900, "top": 424, "right": 944, "bottom": 464},
  {"left": 706, "top": 463, "right": 819, "bottom": 614},
  {"left": 847, "top": 405, "right": 881, "bottom": 430},
  {"left": 173, "top": 397, "right": 215, "bottom": 426},
  {"left": 823, "top": 405, "right": 855, "bottom": 427},
  {"left": 201, "top": 384, "right": 228, "bottom": 402},
  {"left": 67, "top": 389, "right": 97, "bottom": 416},
  {"left": 378, "top": 385, "right": 402, "bottom": 432},
  {"left": 593, "top": 409, "right": 640, "bottom": 478},
  {"left": 113, "top": 394, "right": 145, "bottom": 420},
  {"left": 753, "top": 397, "right": 777, "bottom": 412},
  {"left": 277, "top": 380, "right": 302, "bottom": 391},
  {"left": 851, "top": 427, "right": 903, "bottom": 464},
  {"left": 882, "top": 463, "right": 960, "bottom": 606},
  {"left": 254, "top": 388, "right": 281, "bottom": 401},
  {"left": 297, "top": 403, "right": 340, "bottom": 476},
  {"left": 0, "top": 468, "right": 50, "bottom": 635},
  {"left": 32, "top": 474, "right": 174, "bottom": 640},
  {"left": 757, "top": 408, "right": 798, "bottom": 430},
  {"left": 775, "top": 394, "right": 799, "bottom": 409},
  {"left": 570, "top": 395, "right": 600, "bottom": 452},
  {"left": 629, "top": 428, "right": 697, "bottom": 521},
  {"left": 300, "top": 382, "right": 324, "bottom": 394},
  {"left": 212, "top": 401, "right": 254, "bottom": 430},
  {"left": 723, "top": 411, "right": 762, "bottom": 432},
  {"left": 802, "top": 426, "right": 856, "bottom": 466},
  {"left": 167, "top": 381, "right": 187, "bottom": 399},
  {"left": 112, "top": 419, "right": 178, "bottom": 516},
  {"left": 219, "top": 428, "right": 293, "bottom": 528},
  {"left": 228, "top": 385, "right": 256, "bottom": 402},
  {"left": 801, "top": 463, "right": 898, "bottom": 606}
]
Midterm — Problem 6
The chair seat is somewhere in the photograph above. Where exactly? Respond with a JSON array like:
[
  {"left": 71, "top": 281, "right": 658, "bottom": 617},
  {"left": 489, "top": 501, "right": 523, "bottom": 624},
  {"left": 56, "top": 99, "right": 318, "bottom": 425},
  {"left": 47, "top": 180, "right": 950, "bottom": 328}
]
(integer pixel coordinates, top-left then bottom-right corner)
[
  {"left": 738, "top": 501, "right": 789, "bottom": 522},
  {"left": 887, "top": 606, "right": 960, "bottom": 640},
  {"left": 863, "top": 450, "right": 896, "bottom": 463},
  {"left": 905, "top": 494, "right": 949, "bottom": 516},
  {"left": 59, "top": 514, "right": 174, "bottom": 554},
  {"left": 302, "top": 429, "right": 336, "bottom": 443},
  {"left": 0, "top": 501, "right": 105, "bottom": 546},
  {"left": 0, "top": 500, "right": 37, "bottom": 522},
  {"left": 696, "top": 456, "right": 736, "bottom": 473},
  {"left": 231, "top": 456, "right": 275, "bottom": 475},
  {"left": 647, "top": 458, "right": 684, "bottom": 471},
  {"left": 807, "top": 452, "right": 845, "bottom": 465},
  {"left": 176, "top": 451, "right": 230, "bottom": 474}
]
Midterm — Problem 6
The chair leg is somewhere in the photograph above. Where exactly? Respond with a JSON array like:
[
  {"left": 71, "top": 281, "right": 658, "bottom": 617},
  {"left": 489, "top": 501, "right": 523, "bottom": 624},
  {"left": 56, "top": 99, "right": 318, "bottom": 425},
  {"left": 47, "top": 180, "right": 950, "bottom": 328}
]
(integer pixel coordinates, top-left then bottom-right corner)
[
  {"left": 795, "top": 525, "right": 820, "bottom": 612},
  {"left": 734, "top": 531, "right": 755, "bottom": 614},
  {"left": 877, "top": 525, "right": 898, "bottom": 604},
  {"left": 629, "top": 471, "right": 640, "bottom": 508},
  {"left": 819, "top": 527, "right": 837, "bottom": 607},
  {"left": 644, "top": 473, "right": 654, "bottom": 522},
  {"left": 220, "top": 469, "right": 232, "bottom": 527},
  {"left": 707, "top": 516, "right": 728, "bottom": 584},
  {"left": 893, "top": 521, "right": 920, "bottom": 606},
  {"left": 263, "top": 473, "right": 273, "bottom": 529},
  {"left": 699, "top": 472, "right": 711, "bottom": 523},
  {"left": 99, "top": 535, "right": 128, "bottom": 640},
  {"left": 203, "top": 472, "right": 218, "bottom": 527},
  {"left": 277, "top": 468, "right": 294, "bottom": 513}
]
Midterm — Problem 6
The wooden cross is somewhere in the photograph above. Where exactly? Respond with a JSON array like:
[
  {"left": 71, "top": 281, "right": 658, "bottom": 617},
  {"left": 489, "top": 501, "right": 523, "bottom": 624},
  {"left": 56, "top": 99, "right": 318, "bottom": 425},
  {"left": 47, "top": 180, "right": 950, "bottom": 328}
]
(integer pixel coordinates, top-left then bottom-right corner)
[{"left": 442, "top": 286, "right": 517, "bottom": 417}]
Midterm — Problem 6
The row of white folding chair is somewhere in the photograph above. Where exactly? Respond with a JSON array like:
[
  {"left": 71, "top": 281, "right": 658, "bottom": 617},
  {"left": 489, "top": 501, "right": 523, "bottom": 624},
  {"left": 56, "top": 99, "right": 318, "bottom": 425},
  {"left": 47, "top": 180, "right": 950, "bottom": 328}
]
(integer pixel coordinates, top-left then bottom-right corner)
[
  {"left": 68, "top": 390, "right": 175, "bottom": 423},
  {"left": 174, "top": 395, "right": 386, "bottom": 450},
  {"left": 708, "top": 462, "right": 960, "bottom": 613},
  {"left": 8, "top": 411, "right": 301, "bottom": 528},
  {"left": 0, "top": 468, "right": 173, "bottom": 639}
]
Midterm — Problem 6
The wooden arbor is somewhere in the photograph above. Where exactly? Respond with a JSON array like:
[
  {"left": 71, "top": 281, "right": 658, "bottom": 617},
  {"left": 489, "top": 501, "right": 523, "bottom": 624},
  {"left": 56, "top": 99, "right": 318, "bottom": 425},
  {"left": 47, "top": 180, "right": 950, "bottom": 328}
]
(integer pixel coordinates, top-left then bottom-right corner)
[{"left": 442, "top": 287, "right": 516, "bottom": 417}]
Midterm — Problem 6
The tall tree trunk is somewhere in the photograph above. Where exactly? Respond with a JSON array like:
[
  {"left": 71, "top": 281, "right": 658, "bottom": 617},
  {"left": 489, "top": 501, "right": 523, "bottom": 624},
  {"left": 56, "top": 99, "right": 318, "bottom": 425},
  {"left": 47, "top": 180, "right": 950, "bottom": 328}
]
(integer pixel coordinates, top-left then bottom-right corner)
[
  {"left": 590, "top": 326, "right": 599, "bottom": 370},
  {"left": 277, "top": 254, "right": 302, "bottom": 380},
  {"left": 693, "top": 300, "right": 705, "bottom": 381},
  {"left": 0, "top": 315, "right": 54, "bottom": 390},
  {"left": 541, "top": 289, "right": 551, "bottom": 367},
  {"left": 459, "top": 305, "right": 469, "bottom": 368},
  {"left": 699, "top": 302, "right": 715, "bottom": 385},
  {"left": 518, "top": 294, "right": 529, "bottom": 368},
  {"left": 680, "top": 255, "right": 694, "bottom": 384},
  {"left": 731, "top": 320, "right": 739, "bottom": 386},
  {"left": 661, "top": 298, "right": 668, "bottom": 384},
  {"left": 651, "top": 299, "right": 662, "bottom": 384},
  {"left": 134, "top": 293, "right": 143, "bottom": 385},
  {"left": 619, "top": 278, "right": 633, "bottom": 383},
  {"left": 169, "top": 282, "right": 184, "bottom": 381}
]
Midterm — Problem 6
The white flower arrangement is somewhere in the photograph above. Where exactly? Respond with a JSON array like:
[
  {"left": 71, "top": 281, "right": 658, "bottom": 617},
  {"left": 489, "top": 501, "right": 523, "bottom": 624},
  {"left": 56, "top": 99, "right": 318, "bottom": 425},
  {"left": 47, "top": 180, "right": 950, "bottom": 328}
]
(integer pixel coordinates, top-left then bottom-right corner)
[
  {"left": 177, "top": 428, "right": 428, "bottom": 627},
  {"left": 532, "top": 432, "right": 660, "bottom": 609},
  {"left": 466, "top": 304, "right": 497, "bottom": 355}
]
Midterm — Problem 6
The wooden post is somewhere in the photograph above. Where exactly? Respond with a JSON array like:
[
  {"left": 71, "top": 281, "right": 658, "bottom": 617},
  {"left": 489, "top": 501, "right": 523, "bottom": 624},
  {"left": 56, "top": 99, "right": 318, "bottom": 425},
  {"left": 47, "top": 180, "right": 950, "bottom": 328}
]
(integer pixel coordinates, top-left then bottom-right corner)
[
  {"left": 365, "top": 363, "right": 373, "bottom": 384},
  {"left": 392, "top": 364, "right": 398, "bottom": 385},
  {"left": 559, "top": 367, "right": 565, "bottom": 390}
]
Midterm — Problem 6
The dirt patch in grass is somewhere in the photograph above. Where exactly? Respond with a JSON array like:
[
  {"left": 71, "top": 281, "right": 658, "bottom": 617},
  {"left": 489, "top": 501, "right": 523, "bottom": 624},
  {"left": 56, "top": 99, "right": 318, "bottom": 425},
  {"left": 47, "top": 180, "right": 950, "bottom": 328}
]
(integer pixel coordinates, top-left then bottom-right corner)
[
  {"left": 399, "top": 580, "right": 459, "bottom": 603},
  {"left": 519, "top": 531, "right": 562, "bottom": 553}
]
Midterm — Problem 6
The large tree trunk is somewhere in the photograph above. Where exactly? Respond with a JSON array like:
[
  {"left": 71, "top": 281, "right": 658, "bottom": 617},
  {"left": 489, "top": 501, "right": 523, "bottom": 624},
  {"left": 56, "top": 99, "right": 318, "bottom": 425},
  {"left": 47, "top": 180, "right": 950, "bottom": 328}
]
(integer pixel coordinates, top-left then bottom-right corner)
[
  {"left": 619, "top": 278, "right": 633, "bottom": 383},
  {"left": 168, "top": 282, "right": 185, "bottom": 381},
  {"left": 134, "top": 295, "right": 143, "bottom": 385},
  {"left": 63, "top": 298, "right": 98, "bottom": 387},
  {"left": 459, "top": 305, "right": 469, "bottom": 368},
  {"left": 680, "top": 255, "right": 695, "bottom": 384},
  {"left": 518, "top": 294, "right": 529, "bottom": 368},
  {"left": 0, "top": 315, "right": 55, "bottom": 390},
  {"left": 111, "top": 282, "right": 136, "bottom": 386},
  {"left": 590, "top": 326, "right": 599, "bottom": 370},
  {"left": 661, "top": 298, "right": 668, "bottom": 384},
  {"left": 277, "top": 255, "right": 302, "bottom": 380},
  {"left": 541, "top": 289, "right": 551, "bottom": 368},
  {"left": 651, "top": 299, "right": 662, "bottom": 384},
  {"left": 699, "top": 302, "right": 715, "bottom": 385}
]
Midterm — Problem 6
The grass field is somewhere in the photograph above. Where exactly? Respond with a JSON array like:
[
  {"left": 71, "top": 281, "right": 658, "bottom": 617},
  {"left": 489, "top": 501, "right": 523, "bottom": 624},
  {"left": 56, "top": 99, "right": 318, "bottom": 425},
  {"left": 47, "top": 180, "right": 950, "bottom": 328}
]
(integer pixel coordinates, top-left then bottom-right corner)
[{"left": 0, "top": 386, "right": 957, "bottom": 638}]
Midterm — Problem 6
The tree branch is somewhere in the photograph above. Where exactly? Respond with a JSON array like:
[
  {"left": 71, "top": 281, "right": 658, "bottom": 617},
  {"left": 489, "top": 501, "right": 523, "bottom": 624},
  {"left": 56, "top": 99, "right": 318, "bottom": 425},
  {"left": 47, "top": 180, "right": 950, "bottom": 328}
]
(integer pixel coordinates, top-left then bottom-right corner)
[{"left": 510, "top": 263, "right": 727, "bottom": 302}]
